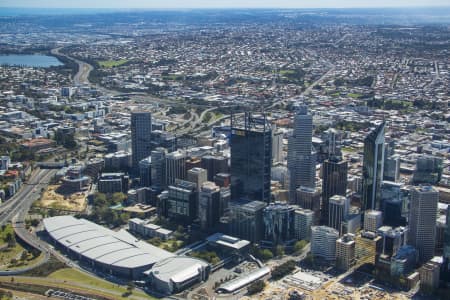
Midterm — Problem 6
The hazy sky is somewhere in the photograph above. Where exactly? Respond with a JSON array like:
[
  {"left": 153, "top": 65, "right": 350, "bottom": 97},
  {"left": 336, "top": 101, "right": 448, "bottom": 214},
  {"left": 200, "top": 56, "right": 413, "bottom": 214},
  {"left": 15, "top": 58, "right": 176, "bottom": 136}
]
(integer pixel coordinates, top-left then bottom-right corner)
[{"left": 1, "top": 0, "right": 449, "bottom": 8}]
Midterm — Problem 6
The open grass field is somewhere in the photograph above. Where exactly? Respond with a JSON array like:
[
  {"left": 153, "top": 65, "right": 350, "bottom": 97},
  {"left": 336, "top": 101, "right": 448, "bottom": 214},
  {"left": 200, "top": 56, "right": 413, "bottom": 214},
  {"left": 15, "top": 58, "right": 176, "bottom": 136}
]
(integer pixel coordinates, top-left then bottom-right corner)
[
  {"left": 98, "top": 59, "right": 128, "bottom": 68},
  {"left": 48, "top": 268, "right": 155, "bottom": 299}
]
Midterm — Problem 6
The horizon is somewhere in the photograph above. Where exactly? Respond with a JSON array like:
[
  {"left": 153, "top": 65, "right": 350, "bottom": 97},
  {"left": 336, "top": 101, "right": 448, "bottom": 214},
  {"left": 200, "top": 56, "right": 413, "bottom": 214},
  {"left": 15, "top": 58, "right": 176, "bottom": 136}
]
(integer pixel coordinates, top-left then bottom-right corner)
[{"left": 1, "top": 0, "right": 450, "bottom": 9}]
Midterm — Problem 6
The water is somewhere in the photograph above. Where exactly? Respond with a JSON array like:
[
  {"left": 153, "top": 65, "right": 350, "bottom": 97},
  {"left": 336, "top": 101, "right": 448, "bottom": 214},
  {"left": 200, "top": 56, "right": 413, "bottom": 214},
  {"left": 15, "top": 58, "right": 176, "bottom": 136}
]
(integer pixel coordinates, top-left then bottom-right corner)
[{"left": 0, "top": 54, "right": 63, "bottom": 68}]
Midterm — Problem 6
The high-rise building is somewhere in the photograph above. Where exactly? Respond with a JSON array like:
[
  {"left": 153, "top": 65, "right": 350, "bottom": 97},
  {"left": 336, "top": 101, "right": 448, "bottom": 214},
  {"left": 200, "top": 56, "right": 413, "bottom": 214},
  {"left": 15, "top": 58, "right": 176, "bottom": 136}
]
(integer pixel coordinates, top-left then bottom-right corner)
[
  {"left": 198, "top": 181, "right": 221, "bottom": 231},
  {"left": 228, "top": 200, "right": 267, "bottom": 242},
  {"left": 408, "top": 186, "right": 439, "bottom": 263},
  {"left": 364, "top": 210, "right": 383, "bottom": 233},
  {"left": 377, "top": 226, "right": 407, "bottom": 257},
  {"left": 139, "top": 156, "right": 152, "bottom": 187},
  {"left": 262, "top": 202, "right": 296, "bottom": 245},
  {"left": 0, "top": 156, "right": 10, "bottom": 170},
  {"left": 230, "top": 113, "right": 272, "bottom": 202},
  {"left": 296, "top": 186, "right": 321, "bottom": 224},
  {"left": 165, "top": 150, "right": 187, "bottom": 187},
  {"left": 336, "top": 233, "right": 356, "bottom": 271},
  {"left": 166, "top": 180, "right": 197, "bottom": 224},
  {"left": 384, "top": 154, "right": 400, "bottom": 182},
  {"left": 150, "top": 147, "right": 166, "bottom": 191},
  {"left": 131, "top": 112, "right": 152, "bottom": 170},
  {"left": 288, "top": 106, "right": 316, "bottom": 200},
  {"left": 201, "top": 155, "right": 228, "bottom": 182},
  {"left": 187, "top": 167, "right": 208, "bottom": 191},
  {"left": 444, "top": 207, "right": 450, "bottom": 277},
  {"left": 272, "top": 127, "right": 284, "bottom": 164},
  {"left": 329, "top": 195, "right": 349, "bottom": 232},
  {"left": 412, "top": 155, "right": 443, "bottom": 185},
  {"left": 294, "top": 208, "right": 314, "bottom": 241},
  {"left": 420, "top": 259, "right": 441, "bottom": 293},
  {"left": 322, "top": 157, "right": 348, "bottom": 223},
  {"left": 214, "top": 173, "right": 231, "bottom": 188},
  {"left": 311, "top": 226, "right": 339, "bottom": 261},
  {"left": 362, "top": 122, "right": 385, "bottom": 211},
  {"left": 381, "top": 181, "right": 409, "bottom": 227}
]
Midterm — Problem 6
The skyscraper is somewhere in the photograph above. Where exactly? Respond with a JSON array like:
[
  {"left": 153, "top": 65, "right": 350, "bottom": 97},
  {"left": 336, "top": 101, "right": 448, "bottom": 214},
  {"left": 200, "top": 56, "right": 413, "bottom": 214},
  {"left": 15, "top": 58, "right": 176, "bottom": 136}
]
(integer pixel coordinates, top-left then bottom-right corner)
[
  {"left": 408, "top": 186, "right": 439, "bottom": 263},
  {"left": 328, "top": 195, "right": 349, "bottom": 232},
  {"left": 165, "top": 150, "right": 187, "bottom": 187},
  {"left": 131, "top": 112, "right": 152, "bottom": 170},
  {"left": 139, "top": 156, "right": 152, "bottom": 187},
  {"left": 198, "top": 181, "right": 221, "bottom": 231},
  {"left": 288, "top": 106, "right": 316, "bottom": 200},
  {"left": 151, "top": 147, "right": 167, "bottom": 191},
  {"left": 362, "top": 121, "right": 385, "bottom": 211},
  {"left": 322, "top": 157, "right": 348, "bottom": 223},
  {"left": 262, "top": 202, "right": 296, "bottom": 245},
  {"left": 230, "top": 113, "right": 272, "bottom": 202}
]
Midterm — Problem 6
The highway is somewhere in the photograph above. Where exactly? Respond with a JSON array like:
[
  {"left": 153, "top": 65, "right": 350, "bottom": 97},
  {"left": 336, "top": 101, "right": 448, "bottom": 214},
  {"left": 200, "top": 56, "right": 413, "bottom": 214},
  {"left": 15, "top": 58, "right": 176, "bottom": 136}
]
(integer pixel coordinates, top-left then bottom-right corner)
[
  {"left": 0, "top": 168, "right": 56, "bottom": 275},
  {"left": 51, "top": 47, "right": 93, "bottom": 86}
]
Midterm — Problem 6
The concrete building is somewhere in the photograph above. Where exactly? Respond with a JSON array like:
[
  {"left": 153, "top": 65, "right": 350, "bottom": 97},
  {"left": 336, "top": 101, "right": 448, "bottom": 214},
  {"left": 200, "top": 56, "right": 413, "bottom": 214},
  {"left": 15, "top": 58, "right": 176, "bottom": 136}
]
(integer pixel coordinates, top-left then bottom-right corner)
[
  {"left": 408, "top": 186, "right": 439, "bottom": 263},
  {"left": 294, "top": 208, "right": 314, "bottom": 241},
  {"left": 336, "top": 233, "right": 356, "bottom": 271},
  {"left": 131, "top": 112, "right": 152, "bottom": 170},
  {"left": 128, "top": 218, "right": 173, "bottom": 240},
  {"left": 295, "top": 186, "right": 321, "bottom": 224},
  {"left": 328, "top": 195, "right": 349, "bottom": 232},
  {"left": 198, "top": 181, "right": 221, "bottom": 230},
  {"left": 364, "top": 210, "right": 383, "bottom": 233},
  {"left": 419, "top": 259, "right": 441, "bottom": 293},
  {"left": 187, "top": 167, "right": 208, "bottom": 191},
  {"left": 288, "top": 106, "right": 316, "bottom": 200},
  {"left": 311, "top": 226, "right": 339, "bottom": 261},
  {"left": 104, "top": 151, "right": 132, "bottom": 171},
  {"left": 151, "top": 147, "right": 167, "bottom": 191},
  {"left": 165, "top": 150, "right": 187, "bottom": 187},
  {"left": 98, "top": 172, "right": 128, "bottom": 194}
]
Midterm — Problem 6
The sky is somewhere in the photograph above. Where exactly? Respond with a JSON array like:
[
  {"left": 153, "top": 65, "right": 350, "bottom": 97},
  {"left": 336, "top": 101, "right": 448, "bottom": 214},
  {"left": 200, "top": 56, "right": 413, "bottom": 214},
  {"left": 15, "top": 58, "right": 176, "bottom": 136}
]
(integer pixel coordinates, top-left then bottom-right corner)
[{"left": 1, "top": 0, "right": 449, "bottom": 9}]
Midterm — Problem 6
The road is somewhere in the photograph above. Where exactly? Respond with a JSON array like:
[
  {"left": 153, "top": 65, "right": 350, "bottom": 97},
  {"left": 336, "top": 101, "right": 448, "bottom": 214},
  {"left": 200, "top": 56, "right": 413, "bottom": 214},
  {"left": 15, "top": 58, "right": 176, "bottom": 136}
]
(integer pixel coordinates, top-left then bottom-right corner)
[
  {"left": 51, "top": 47, "right": 93, "bottom": 86},
  {"left": 0, "top": 168, "right": 56, "bottom": 275}
]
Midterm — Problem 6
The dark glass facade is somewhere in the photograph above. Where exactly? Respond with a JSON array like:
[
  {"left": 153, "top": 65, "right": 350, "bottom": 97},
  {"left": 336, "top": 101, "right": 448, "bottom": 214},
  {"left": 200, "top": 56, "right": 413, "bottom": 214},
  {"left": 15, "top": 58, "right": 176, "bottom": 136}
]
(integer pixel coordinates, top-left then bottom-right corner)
[
  {"left": 362, "top": 122, "right": 385, "bottom": 211},
  {"left": 322, "top": 158, "right": 348, "bottom": 224},
  {"left": 230, "top": 113, "right": 272, "bottom": 202}
]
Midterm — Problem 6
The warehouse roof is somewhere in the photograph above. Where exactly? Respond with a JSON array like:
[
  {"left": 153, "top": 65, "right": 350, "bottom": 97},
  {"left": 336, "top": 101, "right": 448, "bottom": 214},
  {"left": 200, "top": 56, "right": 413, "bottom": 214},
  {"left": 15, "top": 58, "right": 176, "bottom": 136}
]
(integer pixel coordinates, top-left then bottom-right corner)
[{"left": 43, "top": 216, "right": 173, "bottom": 269}]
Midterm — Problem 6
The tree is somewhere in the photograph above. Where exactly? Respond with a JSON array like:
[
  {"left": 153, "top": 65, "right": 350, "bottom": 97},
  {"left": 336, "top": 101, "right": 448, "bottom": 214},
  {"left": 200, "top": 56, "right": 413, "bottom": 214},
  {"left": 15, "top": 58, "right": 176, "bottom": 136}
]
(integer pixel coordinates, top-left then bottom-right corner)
[
  {"left": 112, "top": 192, "right": 126, "bottom": 204},
  {"left": 274, "top": 245, "right": 285, "bottom": 257},
  {"left": 259, "top": 249, "right": 273, "bottom": 261},
  {"left": 294, "top": 240, "right": 308, "bottom": 255},
  {"left": 20, "top": 250, "right": 28, "bottom": 261},
  {"left": 247, "top": 280, "right": 265, "bottom": 295},
  {"left": 5, "top": 232, "right": 16, "bottom": 248}
]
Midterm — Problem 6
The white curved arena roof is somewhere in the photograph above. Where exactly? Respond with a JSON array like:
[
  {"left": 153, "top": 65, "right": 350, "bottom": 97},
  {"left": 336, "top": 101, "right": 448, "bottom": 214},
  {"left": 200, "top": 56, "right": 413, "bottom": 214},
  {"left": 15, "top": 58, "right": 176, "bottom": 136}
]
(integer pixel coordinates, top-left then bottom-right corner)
[{"left": 44, "top": 216, "right": 174, "bottom": 269}]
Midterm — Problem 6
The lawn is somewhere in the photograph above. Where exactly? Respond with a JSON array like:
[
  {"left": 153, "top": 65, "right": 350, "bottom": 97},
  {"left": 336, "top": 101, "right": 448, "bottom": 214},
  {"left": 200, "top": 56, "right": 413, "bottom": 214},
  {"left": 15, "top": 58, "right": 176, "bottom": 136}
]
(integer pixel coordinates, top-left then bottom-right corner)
[
  {"left": 98, "top": 59, "right": 128, "bottom": 68},
  {"left": 48, "top": 268, "right": 154, "bottom": 299},
  {"left": 348, "top": 93, "right": 362, "bottom": 99}
]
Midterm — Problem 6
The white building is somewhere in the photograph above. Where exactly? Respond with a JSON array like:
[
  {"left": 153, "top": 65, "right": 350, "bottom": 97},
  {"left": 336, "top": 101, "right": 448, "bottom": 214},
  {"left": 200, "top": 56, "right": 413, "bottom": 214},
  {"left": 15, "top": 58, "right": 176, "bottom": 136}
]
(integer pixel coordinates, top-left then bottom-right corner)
[{"left": 311, "top": 226, "right": 339, "bottom": 261}]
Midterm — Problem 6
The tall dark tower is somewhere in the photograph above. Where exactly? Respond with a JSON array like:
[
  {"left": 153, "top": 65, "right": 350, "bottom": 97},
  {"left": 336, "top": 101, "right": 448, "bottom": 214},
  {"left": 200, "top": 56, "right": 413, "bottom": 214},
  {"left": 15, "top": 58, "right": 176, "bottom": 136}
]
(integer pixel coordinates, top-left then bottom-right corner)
[
  {"left": 322, "top": 157, "right": 348, "bottom": 224},
  {"left": 131, "top": 112, "right": 152, "bottom": 171},
  {"left": 230, "top": 112, "right": 272, "bottom": 202},
  {"left": 362, "top": 121, "right": 385, "bottom": 211}
]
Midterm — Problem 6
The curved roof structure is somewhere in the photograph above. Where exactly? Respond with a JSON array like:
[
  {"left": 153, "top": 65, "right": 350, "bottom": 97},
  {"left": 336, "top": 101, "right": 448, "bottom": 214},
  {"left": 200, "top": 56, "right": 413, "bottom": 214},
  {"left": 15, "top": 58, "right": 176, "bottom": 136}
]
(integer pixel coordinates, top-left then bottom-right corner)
[
  {"left": 44, "top": 216, "right": 174, "bottom": 269},
  {"left": 150, "top": 256, "right": 209, "bottom": 284}
]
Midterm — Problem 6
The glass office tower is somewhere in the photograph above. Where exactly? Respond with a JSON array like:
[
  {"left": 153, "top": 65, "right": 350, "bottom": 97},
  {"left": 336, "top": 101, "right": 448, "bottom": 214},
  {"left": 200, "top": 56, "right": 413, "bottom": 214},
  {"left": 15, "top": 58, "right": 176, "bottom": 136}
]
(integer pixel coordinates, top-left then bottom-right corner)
[
  {"left": 362, "top": 121, "right": 385, "bottom": 211},
  {"left": 230, "top": 112, "right": 272, "bottom": 202}
]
